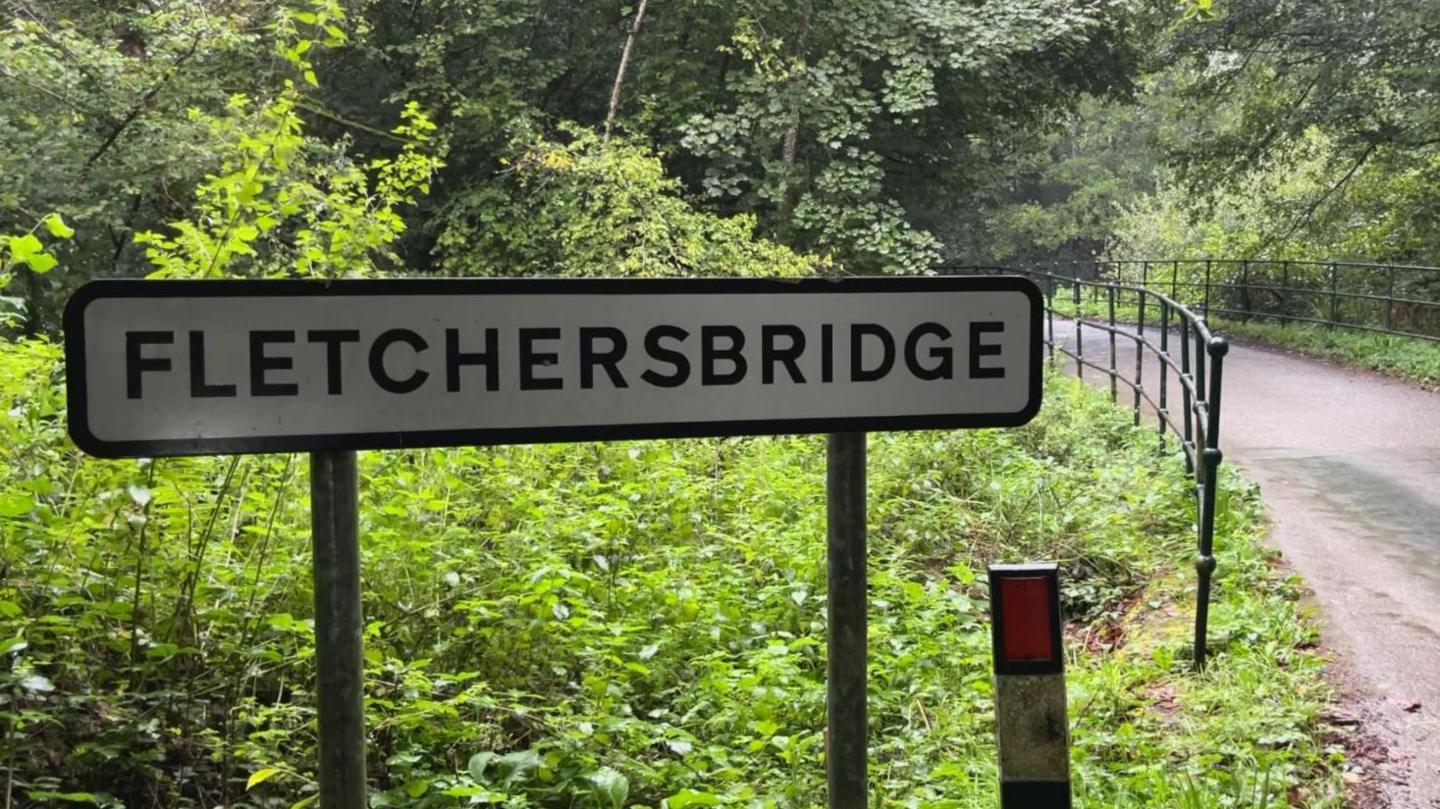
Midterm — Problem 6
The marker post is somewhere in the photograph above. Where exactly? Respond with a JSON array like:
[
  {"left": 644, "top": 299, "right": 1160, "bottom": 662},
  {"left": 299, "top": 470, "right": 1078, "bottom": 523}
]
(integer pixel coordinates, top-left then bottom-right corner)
[
  {"left": 310, "top": 450, "right": 368, "bottom": 806},
  {"left": 989, "top": 563, "right": 1070, "bottom": 808},
  {"left": 826, "top": 432, "right": 867, "bottom": 809}
]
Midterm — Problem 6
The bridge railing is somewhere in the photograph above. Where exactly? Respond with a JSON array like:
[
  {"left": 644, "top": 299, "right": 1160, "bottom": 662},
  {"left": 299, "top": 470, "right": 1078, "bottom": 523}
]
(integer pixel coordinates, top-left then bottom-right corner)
[
  {"left": 1049, "top": 259, "right": 1440, "bottom": 342},
  {"left": 937, "top": 264, "right": 1227, "bottom": 671}
]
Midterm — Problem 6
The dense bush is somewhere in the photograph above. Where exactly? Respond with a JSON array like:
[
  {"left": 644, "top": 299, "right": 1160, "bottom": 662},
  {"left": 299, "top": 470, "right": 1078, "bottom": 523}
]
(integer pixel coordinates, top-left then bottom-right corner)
[{"left": 0, "top": 339, "right": 1338, "bottom": 808}]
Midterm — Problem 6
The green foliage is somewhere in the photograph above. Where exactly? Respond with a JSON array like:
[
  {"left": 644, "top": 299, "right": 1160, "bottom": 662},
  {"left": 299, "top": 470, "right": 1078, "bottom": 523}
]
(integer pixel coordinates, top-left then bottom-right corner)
[
  {"left": 0, "top": 214, "right": 75, "bottom": 328},
  {"left": 0, "top": 338, "right": 1341, "bottom": 807},
  {"left": 135, "top": 90, "right": 443, "bottom": 280},
  {"left": 970, "top": 95, "right": 1162, "bottom": 263},
  {"left": 0, "top": 0, "right": 302, "bottom": 323},
  {"left": 1109, "top": 127, "right": 1440, "bottom": 264},
  {"left": 435, "top": 128, "right": 824, "bottom": 278},
  {"left": 675, "top": 0, "right": 1139, "bottom": 272},
  {"left": 1099, "top": 0, "right": 1440, "bottom": 266},
  {"left": 1206, "top": 318, "right": 1440, "bottom": 387},
  {"left": 134, "top": 4, "right": 444, "bottom": 280}
]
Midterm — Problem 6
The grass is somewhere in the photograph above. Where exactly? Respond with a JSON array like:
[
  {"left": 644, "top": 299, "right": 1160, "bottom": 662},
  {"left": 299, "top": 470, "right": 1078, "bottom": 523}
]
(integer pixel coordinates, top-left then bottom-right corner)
[
  {"left": 1048, "top": 293, "right": 1440, "bottom": 387},
  {"left": 0, "top": 338, "right": 1343, "bottom": 808},
  {"left": 1204, "top": 317, "right": 1440, "bottom": 387}
]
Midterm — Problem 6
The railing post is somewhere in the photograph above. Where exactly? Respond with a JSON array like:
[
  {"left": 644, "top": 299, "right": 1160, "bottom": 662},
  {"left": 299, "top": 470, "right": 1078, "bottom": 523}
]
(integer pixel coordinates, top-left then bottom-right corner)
[
  {"left": 1386, "top": 264, "right": 1397, "bottom": 331},
  {"left": 1107, "top": 285, "right": 1118, "bottom": 404},
  {"left": 1240, "top": 260, "right": 1252, "bottom": 319},
  {"left": 1159, "top": 303, "right": 1171, "bottom": 453},
  {"left": 1179, "top": 318, "right": 1192, "bottom": 476},
  {"left": 1073, "top": 275, "right": 1083, "bottom": 380},
  {"left": 1171, "top": 260, "right": 1179, "bottom": 300},
  {"left": 1194, "top": 339, "right": 1228, "bottom": 672},
  {"left": 1195, "top": 331, "right": 1207, "bottom": 423},
  {"left": 1203, "top": 260, "right": 1212, "bottom": 319},
  {"left": 1328, "top": 263, "right": 1339, "bottom": 327},
  {"left": 1046, "top": 275, "right": 1056, "bottom": 364},
  {"left": 1134, "top": 290, "right": 1145, "bottom": 427},
  {"left": 1281, "top": 261, "right": 1290, "bottom": 325}
]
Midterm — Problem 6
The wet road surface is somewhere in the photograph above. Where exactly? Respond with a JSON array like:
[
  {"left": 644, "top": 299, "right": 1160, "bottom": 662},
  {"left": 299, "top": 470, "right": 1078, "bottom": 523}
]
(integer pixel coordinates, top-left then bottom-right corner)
[{"left": 1053, "top": 319, "right": 1440, "bottom": 806}]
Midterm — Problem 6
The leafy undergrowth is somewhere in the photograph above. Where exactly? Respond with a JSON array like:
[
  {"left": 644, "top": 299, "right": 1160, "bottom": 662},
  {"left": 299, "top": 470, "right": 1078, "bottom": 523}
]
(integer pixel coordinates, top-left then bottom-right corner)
[
  {"left": 0, "top": 339, "right": 1340, "bottom": 807},
  {"left": 1049, "top": 294, "right": 1440, "bottom": 387},
  {"left": 1205, "top": 317, "right": 1440, "bottom": 387}
]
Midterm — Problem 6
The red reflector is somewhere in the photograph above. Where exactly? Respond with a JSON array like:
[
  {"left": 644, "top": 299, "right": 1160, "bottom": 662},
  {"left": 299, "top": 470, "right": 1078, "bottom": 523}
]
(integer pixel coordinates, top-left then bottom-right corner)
[{"left": 998, "top": 577, "right": 1055, "bottom": 662}]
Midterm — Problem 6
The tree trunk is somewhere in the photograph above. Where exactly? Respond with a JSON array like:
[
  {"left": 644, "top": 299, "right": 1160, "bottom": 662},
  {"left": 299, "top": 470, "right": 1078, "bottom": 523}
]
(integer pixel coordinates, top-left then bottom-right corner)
[
  {"left": 604, "top": 0, "right": 650, "bottom": 142},
  {"left": 777, "top": 7, "right": 813, "bottom": 224}
]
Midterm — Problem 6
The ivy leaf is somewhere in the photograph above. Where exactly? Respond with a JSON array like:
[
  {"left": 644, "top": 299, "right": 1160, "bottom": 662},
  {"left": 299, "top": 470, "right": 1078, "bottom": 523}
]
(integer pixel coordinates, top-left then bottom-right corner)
[
  {"left": 247, "top": 767, "right": 281, "bottom": 790},
  {"left": 44, "top": 214, "right": 74, "bottom": 239}
]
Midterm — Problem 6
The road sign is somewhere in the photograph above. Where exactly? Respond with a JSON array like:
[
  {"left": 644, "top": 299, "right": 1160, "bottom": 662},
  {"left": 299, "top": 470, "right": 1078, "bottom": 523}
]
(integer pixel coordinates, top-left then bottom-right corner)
[{"left": 64, "top": 276, "right": 1043, "bottom": 458}]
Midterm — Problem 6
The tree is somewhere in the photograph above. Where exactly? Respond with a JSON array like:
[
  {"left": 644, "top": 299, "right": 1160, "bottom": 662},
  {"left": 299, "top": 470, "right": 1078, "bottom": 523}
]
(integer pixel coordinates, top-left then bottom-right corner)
[
  {"left": 1159, "top": 0, "right": 1440, "bottom": 259},
  {"left": 0, "top": 1, "right": 300, "bottom": 323},
  {"left": 332, "top": 0, "right": 1144, "bottom": 274}
]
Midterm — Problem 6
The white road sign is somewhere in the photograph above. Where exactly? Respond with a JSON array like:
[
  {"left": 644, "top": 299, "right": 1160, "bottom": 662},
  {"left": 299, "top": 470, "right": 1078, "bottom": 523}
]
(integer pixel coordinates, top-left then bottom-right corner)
[{"left": 64, "top": 277, "right": 1043, "bottom": 457}]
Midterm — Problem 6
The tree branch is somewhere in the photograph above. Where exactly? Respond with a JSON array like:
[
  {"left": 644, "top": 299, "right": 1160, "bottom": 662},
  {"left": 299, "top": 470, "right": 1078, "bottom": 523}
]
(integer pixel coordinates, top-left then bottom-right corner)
[
  {"left": 85, "top": 35, "right": 201, "bottom": 167},
  {"left": 1252, "top": 138, "right": 1380, "bottom": 257},
  {"left": 603, "top": 0, "right": 650, "bottom": 142}
]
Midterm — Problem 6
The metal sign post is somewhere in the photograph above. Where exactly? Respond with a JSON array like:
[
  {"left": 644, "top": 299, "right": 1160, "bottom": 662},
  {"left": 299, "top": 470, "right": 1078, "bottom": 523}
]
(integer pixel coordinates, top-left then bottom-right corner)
[
  {"left": 826, "top": 432, "right": 867, "bottom": 808},
  {"left": 62, "top": 275, "right": 1044, "bottom": 808},
  {"left": 310, "top": 450, "right": 367, "bottom": 805}
]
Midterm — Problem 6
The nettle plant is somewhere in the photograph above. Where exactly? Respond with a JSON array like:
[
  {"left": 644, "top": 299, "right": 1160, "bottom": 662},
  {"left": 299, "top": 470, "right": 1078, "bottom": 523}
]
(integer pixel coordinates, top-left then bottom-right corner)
[{"left": 136, "top": 1, "right": 444, "bottom": 281}]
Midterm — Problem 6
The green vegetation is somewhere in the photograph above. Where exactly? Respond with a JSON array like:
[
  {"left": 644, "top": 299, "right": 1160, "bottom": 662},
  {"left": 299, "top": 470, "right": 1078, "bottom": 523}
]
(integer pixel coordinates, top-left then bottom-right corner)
[
  {"left": 1204, "top": 319, "right": 1440, "bottom": 388},
  {"left": 0, "top": 0, "right": 1141, "bottom": 325},
  {"left": 7, "top": 1, "right": 1416, "bottom": 805},
  {"left": 1, "top": 337, "right": 1339, "bottom": 807},
  {"left": 1051, "top": 289, "right": 1440, "bottom": 387},
  {"left": 966, "top": 0, "right": 1440, "bottom": 271}
]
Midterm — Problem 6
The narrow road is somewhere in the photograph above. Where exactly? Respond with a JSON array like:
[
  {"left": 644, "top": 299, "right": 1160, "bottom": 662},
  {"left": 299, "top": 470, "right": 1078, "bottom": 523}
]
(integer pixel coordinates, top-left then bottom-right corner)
[{"left": 1053, "top": 319, "right": 1440, "bottom": 807}]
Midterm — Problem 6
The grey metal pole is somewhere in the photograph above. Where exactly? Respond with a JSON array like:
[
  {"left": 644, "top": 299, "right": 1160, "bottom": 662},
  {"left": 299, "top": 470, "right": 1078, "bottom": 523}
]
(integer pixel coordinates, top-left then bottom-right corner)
[
  {"left": 311, "top": 450, "right": 368, "bottom": 807},
  {"left": 826, "top": 433, "right": 867, "bottom": 809}
]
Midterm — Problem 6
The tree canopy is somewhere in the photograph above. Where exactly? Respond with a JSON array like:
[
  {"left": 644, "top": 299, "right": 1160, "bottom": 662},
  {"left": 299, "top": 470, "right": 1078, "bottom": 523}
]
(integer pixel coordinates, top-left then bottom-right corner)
[{"left": 2, "top": 0, "right": 1150, "bottom": 336}]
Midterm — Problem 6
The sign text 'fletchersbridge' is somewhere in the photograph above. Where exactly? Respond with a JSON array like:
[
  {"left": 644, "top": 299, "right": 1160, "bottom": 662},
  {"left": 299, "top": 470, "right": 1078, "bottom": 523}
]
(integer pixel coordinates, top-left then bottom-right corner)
[{"left": 65, "top": 277, "right": 1043, "bottom": 457}]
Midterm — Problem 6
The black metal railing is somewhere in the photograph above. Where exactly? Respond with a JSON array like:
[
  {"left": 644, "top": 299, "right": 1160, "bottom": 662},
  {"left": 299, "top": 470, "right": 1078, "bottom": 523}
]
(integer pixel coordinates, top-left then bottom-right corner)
[
  {"left": 938, "top": 264, "right": 1227, "bottom": 671},
  {"left": 1044, "top": 259, "right": 1440, "bottom": 342}
]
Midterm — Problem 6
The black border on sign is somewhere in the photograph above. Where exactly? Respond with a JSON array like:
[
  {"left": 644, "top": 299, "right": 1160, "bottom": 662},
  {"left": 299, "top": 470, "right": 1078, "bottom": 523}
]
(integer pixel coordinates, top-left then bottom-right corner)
[
  {"left": 64, "top": 276, "right": 1045, "bottom": 458},
  {"left": 988, "top": 563, "right": 1064, "bottom": 676}
]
